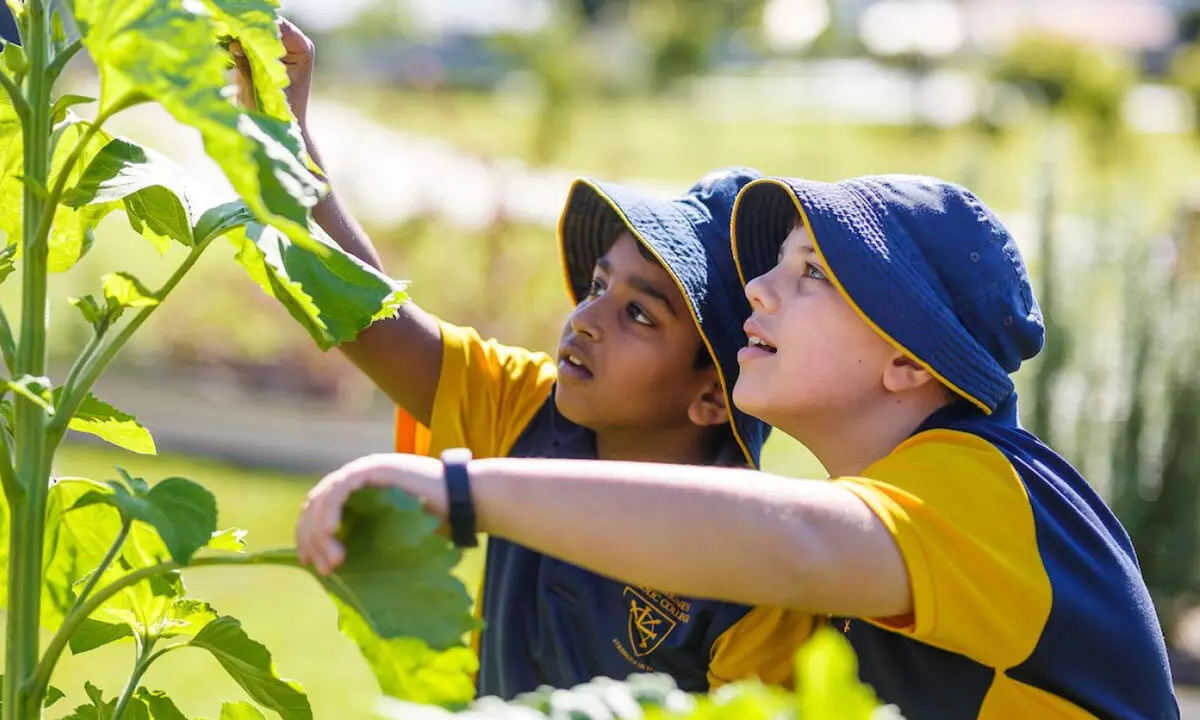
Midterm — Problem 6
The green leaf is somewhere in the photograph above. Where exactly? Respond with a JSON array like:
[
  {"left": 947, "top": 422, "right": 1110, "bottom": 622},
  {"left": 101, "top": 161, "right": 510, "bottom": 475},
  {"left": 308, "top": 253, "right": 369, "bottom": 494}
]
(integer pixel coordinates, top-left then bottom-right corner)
[
  {"left": 74, "top": 474, "right": 217, "bottom": 565},
  {"left": 7, "top": 374, "right": 54, "bottom": 414},
  {"left": 0, "top": 678, "right": 66, "bottom": 711},
  {"left": 61, "top": 391, "right": 157, "bottom": 454},
  {"left": 221, "top": 702, "right": 268, "bottom": 720},
  {"left": 0, "top": 242, "right": 14, "bottom": 286},
  {"left": 194, "top": 200, "right": 255, "bottom": 247},
  {"left": 201, "top": 0, "right": 291, "bottom": 121},
  {"left": 189, "top": 616, "right": 312, "bottom": 720},
  {"left": 134, "top": 689, "right": 189, "bottom": 720},
  {"left": 65, "top": 137, "right": 195, "bottom": 249},
  {"left": 103, "top": 271, "right": 159, "bottom": 309},
  {"left": 0, "top": 108, "right": 118, "bottom": 271},
  {"left": 52, "top": 94, "right": 96, "bottom": 125},
  {"left": 69, "top": 617, "right": 134, "bottom": 655},
  {"left": 318, "top": 487, "right": 475, "bottom": 651},
  {"left": 229, "top": 220, "right": 407, "bottom": 351},
  {"left": 74, "top": 0, "right": 326, "bottom": 250},
  {"left": 207, "top": 527, "right": 249, "bottom": 553},
  {"left": 69, "top": 294, "right": 106, "bottom": 329},
  {"left": 795, "top": 627, "right": 881, "bottom": 720},
  {"left": 61, "top": 681, "right": 117, "bottom": 720},
  {"left": 2, "top": 42, "right": 27, "bottom": 78},
  {"left": 40, "top": 478, "right": 125, "bottom": 628},
  {"left": 334, "top": 599, "right": 476, "bottom": 708}
]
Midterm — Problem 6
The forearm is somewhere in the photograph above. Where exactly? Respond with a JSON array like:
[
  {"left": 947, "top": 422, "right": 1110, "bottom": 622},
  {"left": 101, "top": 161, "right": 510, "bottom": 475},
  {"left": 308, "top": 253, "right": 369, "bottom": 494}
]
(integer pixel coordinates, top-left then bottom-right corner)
[
  {"left": 469, "top": 458, "right": 911, "bottom": 617},
  {"left": 304, "top": 130, "right": 385, "bottom": 271}
]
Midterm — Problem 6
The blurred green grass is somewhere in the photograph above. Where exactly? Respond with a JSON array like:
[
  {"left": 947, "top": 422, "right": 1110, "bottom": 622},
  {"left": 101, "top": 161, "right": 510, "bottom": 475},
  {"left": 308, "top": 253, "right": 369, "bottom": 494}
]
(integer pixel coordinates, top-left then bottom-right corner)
[{"left": 22, "top": 435, "right": 822, "bottom": 719}]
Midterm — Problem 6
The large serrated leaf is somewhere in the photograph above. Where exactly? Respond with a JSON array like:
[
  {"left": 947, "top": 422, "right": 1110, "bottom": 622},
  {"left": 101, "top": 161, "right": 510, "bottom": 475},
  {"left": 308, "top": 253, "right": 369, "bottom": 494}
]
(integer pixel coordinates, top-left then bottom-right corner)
[
  {"left": 318, "top": 487, "right": 475, "bottom": 651},
  {"left": 190, "top": 616, "right": 312, "bottom": 720},
  {"left": 39, "top": 478, "right": 124, "bottom": 629},
  {"left": 58, "top": 390, "right": 157, "bottom": 455},
  {"left": 334, "top": 599, "right": 476, "bottom": 708},
  {"left": 74, "top": 474, "right": 217, "bottom": 565},
  {"left": 64, "top": 137, "right": 195, "bottom": 248},
  {"left": 74, "top": 0, "right": 325, "bottom": 249},
  {"left": 229, "top": 220, "right": 407, "bottom": 351}
]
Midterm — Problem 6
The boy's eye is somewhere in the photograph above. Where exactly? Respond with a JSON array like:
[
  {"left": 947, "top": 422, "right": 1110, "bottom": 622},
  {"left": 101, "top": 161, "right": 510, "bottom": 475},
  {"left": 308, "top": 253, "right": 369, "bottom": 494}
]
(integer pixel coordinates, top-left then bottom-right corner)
[
  {"left": 627, "top": 303, "right": 654, "bottom": 327},
  {"left": 804, "top": 263, "right": 828, "bottom": 281},
  {"left": 587, "top": 277, "right": 606, "bottom": 297}
]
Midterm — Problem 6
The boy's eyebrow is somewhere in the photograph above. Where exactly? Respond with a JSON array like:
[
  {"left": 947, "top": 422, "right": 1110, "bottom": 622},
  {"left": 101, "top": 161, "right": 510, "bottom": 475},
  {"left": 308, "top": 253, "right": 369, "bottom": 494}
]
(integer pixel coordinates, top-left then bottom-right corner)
[{"left": 596, "top": 257, "right": 680, "bottom": 318}]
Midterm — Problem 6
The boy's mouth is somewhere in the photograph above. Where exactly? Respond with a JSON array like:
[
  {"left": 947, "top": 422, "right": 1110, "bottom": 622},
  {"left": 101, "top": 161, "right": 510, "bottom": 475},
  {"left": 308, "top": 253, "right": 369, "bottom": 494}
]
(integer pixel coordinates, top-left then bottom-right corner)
[
  {"left": 558, "top": 342, "right": 595, "bottom": 381},
  {"left": 739, "top": 322, "right": 777, "bottom": 363}
]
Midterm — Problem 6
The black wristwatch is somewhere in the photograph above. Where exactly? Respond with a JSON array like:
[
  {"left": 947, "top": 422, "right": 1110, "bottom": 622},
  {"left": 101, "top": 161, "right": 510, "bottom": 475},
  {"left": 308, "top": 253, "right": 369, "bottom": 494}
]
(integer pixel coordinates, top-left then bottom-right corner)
[{"left": 441, "top": 448, "right": 478, "bottom": 548}]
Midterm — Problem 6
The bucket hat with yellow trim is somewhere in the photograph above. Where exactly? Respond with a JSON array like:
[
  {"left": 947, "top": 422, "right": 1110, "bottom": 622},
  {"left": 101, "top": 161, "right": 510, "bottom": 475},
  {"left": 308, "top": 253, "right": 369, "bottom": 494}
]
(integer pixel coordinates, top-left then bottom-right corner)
[
  {"left": 731, "top": 174, "right": 1044, "bottom": 415},
  {"left": 558, "top": 167, "right": 771, "bottom": 468}
]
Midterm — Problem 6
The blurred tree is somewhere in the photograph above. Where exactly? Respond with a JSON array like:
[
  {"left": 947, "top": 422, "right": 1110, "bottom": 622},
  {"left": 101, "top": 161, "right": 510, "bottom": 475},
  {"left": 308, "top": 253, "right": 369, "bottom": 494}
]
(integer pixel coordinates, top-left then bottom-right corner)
[
  {"left": 991, "top": 34, "right": 1138, "bottom": 166},
  {"left": 628, "top": 0, "right": 767, "bottom": 92}
]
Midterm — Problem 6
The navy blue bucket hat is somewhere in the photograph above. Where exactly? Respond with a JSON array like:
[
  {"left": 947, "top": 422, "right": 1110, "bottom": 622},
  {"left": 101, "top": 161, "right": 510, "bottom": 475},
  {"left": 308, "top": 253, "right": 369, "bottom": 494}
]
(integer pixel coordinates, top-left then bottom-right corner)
[
  {"left": 731, "top": 175, "right": 1044, "bottom": 415},
  {"left": 558, "top": 167, "right": 772, "bottom": 468}
]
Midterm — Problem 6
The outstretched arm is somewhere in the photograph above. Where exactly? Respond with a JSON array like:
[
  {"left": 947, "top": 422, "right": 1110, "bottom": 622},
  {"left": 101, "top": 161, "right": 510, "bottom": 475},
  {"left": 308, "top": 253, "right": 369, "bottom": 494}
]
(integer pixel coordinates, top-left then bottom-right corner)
[{"left": 295, "top": 453, "right": 913, "bottom": 619}]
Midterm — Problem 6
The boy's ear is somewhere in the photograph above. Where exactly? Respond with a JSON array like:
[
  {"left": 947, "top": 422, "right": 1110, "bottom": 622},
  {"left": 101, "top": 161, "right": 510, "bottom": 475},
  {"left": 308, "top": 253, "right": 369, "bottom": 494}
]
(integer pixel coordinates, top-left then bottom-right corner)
[
  {"left": 688, "top": 375, "right": 729, "bottom": 428},
  {"left": 882, "top": 352, "right": 940, "bottom": 394}
]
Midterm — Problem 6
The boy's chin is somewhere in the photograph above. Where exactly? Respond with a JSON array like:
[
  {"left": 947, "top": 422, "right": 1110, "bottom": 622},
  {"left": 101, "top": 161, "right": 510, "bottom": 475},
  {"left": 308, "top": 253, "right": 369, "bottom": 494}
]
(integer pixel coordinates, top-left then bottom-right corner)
[
  {"left": 553, "top": 385, "right": 602, "bottom": 429},
  {"left": 732, "top": 382, "right": 777, "bottom": 424}
]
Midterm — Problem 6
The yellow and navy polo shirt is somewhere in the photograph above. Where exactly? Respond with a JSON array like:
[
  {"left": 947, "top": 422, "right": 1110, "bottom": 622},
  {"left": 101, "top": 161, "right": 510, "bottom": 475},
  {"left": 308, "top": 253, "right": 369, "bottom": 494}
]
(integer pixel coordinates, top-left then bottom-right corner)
[
  {"left": 832, "top": 396, "right": 1178, "bottom": 720},
  {"left": 394, "top": 319, "right": 815, "bottom": 700}
]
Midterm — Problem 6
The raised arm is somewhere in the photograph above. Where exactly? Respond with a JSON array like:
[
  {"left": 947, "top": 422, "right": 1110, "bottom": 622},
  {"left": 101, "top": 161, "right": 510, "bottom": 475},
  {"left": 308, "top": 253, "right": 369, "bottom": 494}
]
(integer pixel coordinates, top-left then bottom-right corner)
[{"left": 231, "top": 19, "right": 442, "bottom": 424}]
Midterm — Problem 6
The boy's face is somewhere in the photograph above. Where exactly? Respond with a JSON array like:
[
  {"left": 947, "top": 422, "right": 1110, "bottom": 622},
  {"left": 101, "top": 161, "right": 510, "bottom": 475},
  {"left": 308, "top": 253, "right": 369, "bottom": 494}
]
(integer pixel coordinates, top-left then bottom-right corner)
[
  {"left": 734, "top": 223, "right": 896, "bottom": 431},
  {"left": 554, "top": 233, "right": 727, "bottom": 435}
]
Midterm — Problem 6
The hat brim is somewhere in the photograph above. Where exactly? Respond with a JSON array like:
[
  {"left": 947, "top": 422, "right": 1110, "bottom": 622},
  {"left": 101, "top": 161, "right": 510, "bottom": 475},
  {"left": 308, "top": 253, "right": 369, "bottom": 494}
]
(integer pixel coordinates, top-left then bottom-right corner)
[
  {"left": 731, "top": 177, "right": 1014, "bottom": 415},
  {"left": 558, "top": 178, "right": 769, "bottom": 468}
]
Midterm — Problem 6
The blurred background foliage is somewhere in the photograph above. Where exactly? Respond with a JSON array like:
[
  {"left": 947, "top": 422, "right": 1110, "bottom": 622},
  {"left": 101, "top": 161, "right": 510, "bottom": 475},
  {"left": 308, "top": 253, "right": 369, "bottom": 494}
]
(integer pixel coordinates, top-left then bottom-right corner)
[{"left": 10, "top": 0, "right": 1200, "bottom": 715}]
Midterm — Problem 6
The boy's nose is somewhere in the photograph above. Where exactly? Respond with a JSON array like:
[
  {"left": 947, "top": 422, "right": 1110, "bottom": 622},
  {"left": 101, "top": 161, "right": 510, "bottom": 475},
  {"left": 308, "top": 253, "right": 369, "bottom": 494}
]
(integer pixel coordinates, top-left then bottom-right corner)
[
  {"left": 745, "top": 274, "right": 778, "bottom": 314},
  {"left": 568, "top": 298, "right": 604, "bottom": 341}
]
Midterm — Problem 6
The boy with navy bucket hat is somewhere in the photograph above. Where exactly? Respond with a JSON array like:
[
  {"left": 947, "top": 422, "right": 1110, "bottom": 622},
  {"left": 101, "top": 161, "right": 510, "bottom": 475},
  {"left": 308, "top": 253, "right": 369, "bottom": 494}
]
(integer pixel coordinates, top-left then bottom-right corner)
[
  {"left": 299, "top": 174, "right": 1179, "bottom": 719},
  {"left": 242, "top": 19, "right": 814, "bottom": 700}
]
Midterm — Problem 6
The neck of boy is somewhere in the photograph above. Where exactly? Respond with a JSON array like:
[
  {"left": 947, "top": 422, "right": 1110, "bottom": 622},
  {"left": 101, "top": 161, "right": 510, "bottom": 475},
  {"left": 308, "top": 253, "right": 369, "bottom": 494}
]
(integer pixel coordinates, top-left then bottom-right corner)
[
  {"left": 791, "top": 396, "right": 952, "bottom": 478},
  {"left": 594, "top": 426, "right": 718, "bottom": 465}
]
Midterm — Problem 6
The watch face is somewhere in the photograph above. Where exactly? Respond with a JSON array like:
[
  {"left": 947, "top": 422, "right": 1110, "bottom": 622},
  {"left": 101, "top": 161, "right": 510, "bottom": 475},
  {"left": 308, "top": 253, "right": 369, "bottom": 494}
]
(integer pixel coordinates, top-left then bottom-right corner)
[{"left": 442, "top": 447, "right": 473, "bottom": 465}]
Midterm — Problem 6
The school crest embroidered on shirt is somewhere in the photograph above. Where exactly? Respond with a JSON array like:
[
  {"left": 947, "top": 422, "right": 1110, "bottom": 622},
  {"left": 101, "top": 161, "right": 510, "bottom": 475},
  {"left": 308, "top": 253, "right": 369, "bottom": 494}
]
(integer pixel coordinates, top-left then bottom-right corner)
[{"left": 624, "top": 586, "right": 678, "bottom": 657}]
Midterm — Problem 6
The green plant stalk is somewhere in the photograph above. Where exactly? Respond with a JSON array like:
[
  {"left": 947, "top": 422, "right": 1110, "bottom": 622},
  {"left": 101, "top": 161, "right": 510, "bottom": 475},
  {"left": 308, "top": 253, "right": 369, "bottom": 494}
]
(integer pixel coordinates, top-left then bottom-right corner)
[
  {"left": 28, "top": 549, "right": 300, "bottom": 700},
  {"left": 5, "top": 1, "right": 54, "bottom": 718},
  {"left": 48, "top": 244, "right": 206, "bottom": 444},
  {"left": 72, "top": 518, "right": 131, "bottom": 609},
  {"left": 111, "top": 636, "right": 156, "bottom": 720},
  {"left": 30, "top": 111, "right": 109, "bottom": 253}
]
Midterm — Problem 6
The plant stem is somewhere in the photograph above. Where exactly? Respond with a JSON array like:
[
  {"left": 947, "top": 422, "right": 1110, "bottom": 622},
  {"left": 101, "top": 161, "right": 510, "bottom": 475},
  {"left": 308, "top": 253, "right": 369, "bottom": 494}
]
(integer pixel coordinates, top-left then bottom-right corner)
[
  {"left": 28, "top": 549, "right": 300, "bottom": 701},
  {"left": 44, "top": 39, "right": 81, "bottom": 86},
  {"left": 30, "top": 109, "right": 108, "bottom": 253},
  {"left": 48, "top": 246, "right": 205, "bottom": 443},
  {"left": 111, "top": 636, "right": 155, "bottom": 720},
  {"left": 5, "top": 1, "right": 54, "bottom": 718},
  {"left": 72, "top": 518, "right": 130, "bottom": 609}
]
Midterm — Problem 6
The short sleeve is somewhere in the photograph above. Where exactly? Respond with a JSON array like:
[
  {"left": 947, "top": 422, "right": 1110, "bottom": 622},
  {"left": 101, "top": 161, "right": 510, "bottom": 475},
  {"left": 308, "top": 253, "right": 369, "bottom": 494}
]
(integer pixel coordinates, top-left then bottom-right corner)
[
  {"left": 394, "top": 319, "right": 557, "bottom": 459},
  {"left": 834, "top": 429, "right": 1053, "bottom": 669},
  {"left": 707, "top": 607, "right": 816, "bottom": 689}
]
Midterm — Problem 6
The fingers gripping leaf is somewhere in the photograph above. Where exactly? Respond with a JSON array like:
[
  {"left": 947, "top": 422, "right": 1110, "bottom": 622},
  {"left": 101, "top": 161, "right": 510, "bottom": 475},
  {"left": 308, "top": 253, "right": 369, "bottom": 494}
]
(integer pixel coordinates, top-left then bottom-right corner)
[
  {"left": 318, "top": 487, "right": 476, "bottom": 651},
  {"left": 74, "top": 0, "right": 326, "bottom": 248},
  {"left": 189, "top": 616, "right": 312, "bottom": 720},
  {"left": 201, "top": 0, "right": 291, "bottom": 121}
]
